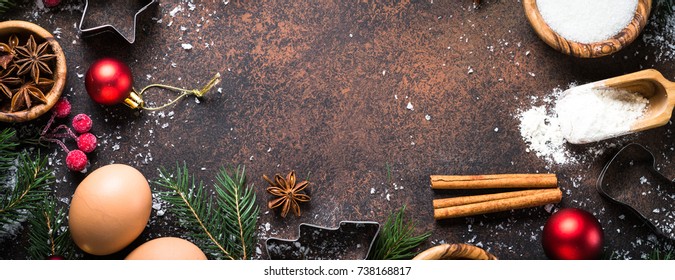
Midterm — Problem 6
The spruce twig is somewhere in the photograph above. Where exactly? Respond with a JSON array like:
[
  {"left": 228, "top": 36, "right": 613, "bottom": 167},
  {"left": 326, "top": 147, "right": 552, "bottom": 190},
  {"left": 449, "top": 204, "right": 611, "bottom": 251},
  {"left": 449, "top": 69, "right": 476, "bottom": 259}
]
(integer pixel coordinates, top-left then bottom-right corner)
[
  {"left": 0, "top": 0, "right": 16, "bottom": 14},
  {"left": 368, "top": 205, "right": 431, "bottom": 260},
  {"left": 215, "top": 166, "right": 259, "bottom": 260},
  {"left": 155, "top": 164, "right": 259, "bottom": 260},
  {"left": 0, "top": 128, "right": 18, "bottom": 171},
  {"left": 1, "top": 128, "right": 53, "bottom": 235},
  {"left": 656, "top": 0, "right": 674, "bottom": 16},
  {"left": 27, "top": 196, "right": 76, "bottom": 259}
]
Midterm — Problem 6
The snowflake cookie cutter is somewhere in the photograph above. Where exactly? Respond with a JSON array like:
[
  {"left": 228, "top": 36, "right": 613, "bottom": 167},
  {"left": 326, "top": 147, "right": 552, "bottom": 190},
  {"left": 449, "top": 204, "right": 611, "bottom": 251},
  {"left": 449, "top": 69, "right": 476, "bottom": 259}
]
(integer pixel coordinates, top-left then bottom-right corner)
[
  {"left": 597, "top": 143, "right": 675, "bottom": 240},
  {"left": 78, "top": 0, "right": 159, "bottom": 44},
  {"left": 265, "top": 221, "right": 380, "bottom": 260}
]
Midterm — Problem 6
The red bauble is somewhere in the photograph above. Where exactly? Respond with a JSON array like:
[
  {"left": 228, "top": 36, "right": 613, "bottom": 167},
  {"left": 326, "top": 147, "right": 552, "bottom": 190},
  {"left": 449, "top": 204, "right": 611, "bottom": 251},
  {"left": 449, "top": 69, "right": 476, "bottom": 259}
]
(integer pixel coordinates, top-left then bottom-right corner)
[
  {"left": 85, "top": 58, "right": 133, "bottom": 106},
  {"left": 542, "top": 208, "right": 604, "bottom": 260}
]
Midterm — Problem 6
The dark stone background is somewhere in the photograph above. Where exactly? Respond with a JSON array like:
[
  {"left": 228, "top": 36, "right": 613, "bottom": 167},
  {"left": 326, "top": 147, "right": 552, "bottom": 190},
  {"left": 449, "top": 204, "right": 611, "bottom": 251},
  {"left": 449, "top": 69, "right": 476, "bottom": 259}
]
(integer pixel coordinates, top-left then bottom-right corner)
[{"left": 1, "top": 0, "right": 673, "bottom": 260}]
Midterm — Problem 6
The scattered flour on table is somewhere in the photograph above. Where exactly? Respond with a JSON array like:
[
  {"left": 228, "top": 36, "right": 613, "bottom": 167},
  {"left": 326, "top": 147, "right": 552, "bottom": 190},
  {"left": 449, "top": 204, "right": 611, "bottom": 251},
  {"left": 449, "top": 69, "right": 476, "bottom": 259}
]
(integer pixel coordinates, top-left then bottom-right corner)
[
  {"left": 555, "top": 85, "right": 648, "bottom": 144},
  {"left": 642, "top": 8, "right": 675, "bottom": 62},
  {"left": 536, "top": 0, "right": 638, "bottom": 44},
  {"left": 518, "top": 104, "right": 569, "bottom": 164}
]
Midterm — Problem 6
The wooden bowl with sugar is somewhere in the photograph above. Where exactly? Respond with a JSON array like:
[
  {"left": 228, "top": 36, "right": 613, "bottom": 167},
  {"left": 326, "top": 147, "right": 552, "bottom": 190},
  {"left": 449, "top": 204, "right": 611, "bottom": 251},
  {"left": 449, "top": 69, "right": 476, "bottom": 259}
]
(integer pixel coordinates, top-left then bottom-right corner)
[{"left": 523, "top": 0, "right": 652, "bottom": 58}]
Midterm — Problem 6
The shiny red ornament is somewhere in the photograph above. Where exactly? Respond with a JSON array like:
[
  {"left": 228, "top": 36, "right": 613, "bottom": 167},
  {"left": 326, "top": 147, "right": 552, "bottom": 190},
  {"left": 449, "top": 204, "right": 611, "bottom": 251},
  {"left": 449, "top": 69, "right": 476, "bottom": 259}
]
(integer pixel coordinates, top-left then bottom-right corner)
[
  {"left": 85, "top": 58, "right": 133, "bottom": 106},
  {"left": 542, "top": 208, "right": 604, "bottom": 260},
  {"left": 46, "top": 255, "right": 65, "bottom": 260}
]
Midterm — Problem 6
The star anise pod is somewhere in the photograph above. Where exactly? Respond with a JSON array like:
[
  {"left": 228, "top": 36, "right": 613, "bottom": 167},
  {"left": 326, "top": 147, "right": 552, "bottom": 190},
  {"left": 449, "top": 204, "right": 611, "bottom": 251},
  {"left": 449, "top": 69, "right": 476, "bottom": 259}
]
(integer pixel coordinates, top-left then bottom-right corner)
[
  {"left": 0, "top": 67, "right": 21, "bottom": 99},
  {"left": 0, "top": 35, "right": 19, "bottom": 70},
  {"left": 11, "top": 81, "right": 47, "bottom": 112},
  {"left": 264, "top": 171, "right": 310, "bottom": 218},
  {"left": 14, "top": 35, "right": 56, "bottom": 83}
]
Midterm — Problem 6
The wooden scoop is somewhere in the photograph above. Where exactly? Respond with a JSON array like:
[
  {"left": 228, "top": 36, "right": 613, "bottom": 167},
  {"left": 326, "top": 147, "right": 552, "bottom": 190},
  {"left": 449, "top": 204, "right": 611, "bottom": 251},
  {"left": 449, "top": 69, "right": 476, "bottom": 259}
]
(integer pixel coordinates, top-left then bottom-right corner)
[{"left": 599, "top": 69, "right": 675, "bottom": 134}]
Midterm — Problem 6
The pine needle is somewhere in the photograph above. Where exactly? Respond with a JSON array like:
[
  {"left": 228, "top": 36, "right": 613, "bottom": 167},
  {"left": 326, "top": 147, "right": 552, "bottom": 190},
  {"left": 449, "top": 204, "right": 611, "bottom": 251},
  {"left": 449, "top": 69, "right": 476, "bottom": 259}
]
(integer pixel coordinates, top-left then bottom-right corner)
[
  {"left": 368, "top": 205, "right": 431, "bottom": 260},
  {"left": 648, "top": 248, "right": 674, "bottom": 260},
  {"left": 155, "top": 164, "right": 259, "bottom": 260},
  {"left": 0, "top": 131, "right": 53, "bottom": 235},
  {"left": 657, "top": 0, "right": 674, "bottom": 16},
  {"left": 0, "top": 128, "right": 18, "bottom": 171},
  {"left": 0, "top": 0, "right": 16, "bottom": 14},
  {"left": 27, "top": 196, "right": 76, "bottom": 259}
]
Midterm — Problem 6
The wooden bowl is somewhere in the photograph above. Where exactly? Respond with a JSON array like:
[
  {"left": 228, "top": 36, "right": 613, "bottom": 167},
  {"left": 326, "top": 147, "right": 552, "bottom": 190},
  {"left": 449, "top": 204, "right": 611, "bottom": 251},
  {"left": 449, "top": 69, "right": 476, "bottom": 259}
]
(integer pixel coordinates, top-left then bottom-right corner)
[
  {"left": 523, "top": 0, "right": 652, "bottom": 58},
  {"left": 0, "top": 20, "right": 67, "bottom": 123},
  {"left": 412, "top": 243, "right": 498, "bottom": 260}
]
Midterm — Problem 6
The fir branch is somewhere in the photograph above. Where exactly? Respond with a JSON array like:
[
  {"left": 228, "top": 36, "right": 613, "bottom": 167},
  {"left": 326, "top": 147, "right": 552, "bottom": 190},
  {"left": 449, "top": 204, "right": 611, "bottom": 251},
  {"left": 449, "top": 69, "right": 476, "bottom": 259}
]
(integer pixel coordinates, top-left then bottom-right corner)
[
  {"left": 155, "top": 164, "right": 259, "bottom": 260},
  {"left": 368, "top": 205, "right": 431, "bottom": 260},
  {"left": 647, "top": 248, "right": 674, "bottom": 260},
  {"left": 0, "top": 0, "right": 16, "bottom": 14},
  {"left": 0, "top": 128, "right": 18, "bottom": 171},
  {"left": 214, "top": 166, "right": 259, "bottom": 260},
  {"left": 0, "top": 151, "right": 53, "bottom": 235},
  {"left": 657, "top": 0, "right": 674, "bottom": 15},
  {"left": 27, "top": 196, "right": 76, "bottom": 260}
]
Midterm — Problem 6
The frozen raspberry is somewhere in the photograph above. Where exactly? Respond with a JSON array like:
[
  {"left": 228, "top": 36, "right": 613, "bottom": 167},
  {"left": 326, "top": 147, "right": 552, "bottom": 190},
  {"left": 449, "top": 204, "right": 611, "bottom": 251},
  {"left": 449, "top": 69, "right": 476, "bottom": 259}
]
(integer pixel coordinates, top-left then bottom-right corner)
[
  {"left": 72, "top": 114, "right": 92, "bottom": 134},
  {"left": 43, "top": 0, "right": 61, "bottom": 7},
  {"left": 52, "top": 98, "right": 71, "bottom": 118},
  {"left": 66, "top": 150, "right": 87, "bottom": 172},
  {"left": 77, "top": 133, "right": 97, "bottom": 153}
]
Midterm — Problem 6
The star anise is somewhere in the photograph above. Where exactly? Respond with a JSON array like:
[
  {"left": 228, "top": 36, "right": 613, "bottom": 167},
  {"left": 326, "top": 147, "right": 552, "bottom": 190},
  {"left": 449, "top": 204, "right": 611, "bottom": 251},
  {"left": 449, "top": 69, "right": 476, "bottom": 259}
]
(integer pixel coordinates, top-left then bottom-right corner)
[
  {"left": 14, "top": 35, "right": 56, "bottom": 83},
  {"left": 0, "top": 35, "right": 19, "bottom": 70},
  {"left": 0, "top": 67, "right": 21, "bottom": 99},
  {"left": 11, "top": 81, "right": 47, "bottom": 112},
  {"left": 264, "top": 171, "right": 310, "bottom": 218}
]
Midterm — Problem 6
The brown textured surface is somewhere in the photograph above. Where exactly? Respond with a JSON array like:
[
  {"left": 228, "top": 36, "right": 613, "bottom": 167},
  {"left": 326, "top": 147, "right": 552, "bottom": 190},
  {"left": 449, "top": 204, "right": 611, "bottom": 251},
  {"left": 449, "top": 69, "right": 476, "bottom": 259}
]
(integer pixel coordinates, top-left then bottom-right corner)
[{"left": 1, "top": 0, "right": 674, "bottom": 259}]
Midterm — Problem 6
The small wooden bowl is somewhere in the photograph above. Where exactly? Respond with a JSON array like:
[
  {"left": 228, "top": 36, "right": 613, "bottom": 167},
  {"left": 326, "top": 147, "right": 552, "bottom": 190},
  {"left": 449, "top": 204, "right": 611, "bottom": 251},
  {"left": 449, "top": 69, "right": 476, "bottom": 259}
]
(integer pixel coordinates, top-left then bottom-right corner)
[
  {"left": 0, "top": 20, "right": 67, "bottom": 123},
  {"left": 523, "top": 0, "right": 652, "bottom": 58},
  {"left": 413, "top": 243, "right": 498, "bottom": 260}
]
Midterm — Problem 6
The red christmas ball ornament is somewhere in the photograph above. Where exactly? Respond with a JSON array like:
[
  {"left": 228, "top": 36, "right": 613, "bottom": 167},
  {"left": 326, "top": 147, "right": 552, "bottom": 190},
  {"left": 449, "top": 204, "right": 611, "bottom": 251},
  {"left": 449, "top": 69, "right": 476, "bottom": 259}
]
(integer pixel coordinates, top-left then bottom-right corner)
[
  {"left": 542, "top": 208, "right": 604, "bottom": 260},
  {"left": 85, "top": 58, "right": 134, "bottom": 106},
  {"left": 43, "top": 0, "right": 61, "bottom": 7}
]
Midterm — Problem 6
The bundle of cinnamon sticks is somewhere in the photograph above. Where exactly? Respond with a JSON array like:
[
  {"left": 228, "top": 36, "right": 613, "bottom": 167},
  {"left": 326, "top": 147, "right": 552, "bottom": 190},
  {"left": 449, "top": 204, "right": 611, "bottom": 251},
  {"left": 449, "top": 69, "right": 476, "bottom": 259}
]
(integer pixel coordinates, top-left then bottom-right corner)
[{"left": 431, "top": 174, "right": 562, "bottom": 220}]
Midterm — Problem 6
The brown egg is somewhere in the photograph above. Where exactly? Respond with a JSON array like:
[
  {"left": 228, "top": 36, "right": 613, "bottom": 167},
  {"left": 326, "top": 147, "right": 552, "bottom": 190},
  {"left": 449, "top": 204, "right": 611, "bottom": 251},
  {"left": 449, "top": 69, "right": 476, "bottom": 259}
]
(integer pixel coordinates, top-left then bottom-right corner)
[
  {"left": 125, "top": 237, "right": 207, "bottom": 260},
  {"left": 69, "top": 164, "right": 152, "bottom": 256}
]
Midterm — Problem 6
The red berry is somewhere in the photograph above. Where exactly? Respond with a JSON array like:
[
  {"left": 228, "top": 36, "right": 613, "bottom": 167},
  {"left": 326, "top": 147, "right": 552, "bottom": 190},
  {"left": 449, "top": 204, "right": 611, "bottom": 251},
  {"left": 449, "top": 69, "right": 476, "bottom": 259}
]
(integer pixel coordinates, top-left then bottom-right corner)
[
  {"left": 66, "top": 150, "right": 87, "bottom": 172},
  {"left": 43, "top": 0, "right": 61, "bottom": 7},
  {"left": 52, "top": 98, "right": 71, "bottom": 118},
  {"left": 77, "top": 133, "right": 97, "bottom": 153},
  {"left": 72, "top": 114, "right": 93, "bottom": 134}
]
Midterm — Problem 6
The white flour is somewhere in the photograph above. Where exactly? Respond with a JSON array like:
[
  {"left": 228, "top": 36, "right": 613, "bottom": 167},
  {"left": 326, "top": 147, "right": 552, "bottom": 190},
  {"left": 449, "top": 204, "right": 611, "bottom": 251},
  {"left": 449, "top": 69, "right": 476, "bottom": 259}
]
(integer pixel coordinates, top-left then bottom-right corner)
[
  {"left": 537, "top": 0, "right": 638, "bottom": 44},
  {"left": 517, "top": 84, "right": 647, "bottom": 166},
  {"left": 518, "top": 104, "right": 571, "bottom": 165},
  {"left": 555, "top": 85, "right": 649, "bottom": 144}
]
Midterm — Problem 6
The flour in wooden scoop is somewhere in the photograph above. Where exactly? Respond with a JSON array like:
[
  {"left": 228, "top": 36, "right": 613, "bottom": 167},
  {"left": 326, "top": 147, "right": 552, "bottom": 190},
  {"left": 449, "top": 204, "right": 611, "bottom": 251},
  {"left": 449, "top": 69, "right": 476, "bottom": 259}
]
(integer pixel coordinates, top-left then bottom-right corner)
[{"left": 555, "top": 85, "right": 649, "bottom": 144}]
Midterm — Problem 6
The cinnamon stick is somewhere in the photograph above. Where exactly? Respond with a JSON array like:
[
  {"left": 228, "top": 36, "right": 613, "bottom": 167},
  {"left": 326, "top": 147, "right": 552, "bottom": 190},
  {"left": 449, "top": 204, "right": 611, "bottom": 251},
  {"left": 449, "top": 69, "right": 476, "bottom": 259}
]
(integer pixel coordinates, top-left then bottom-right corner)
[
  {"left": 432, "top": 189, "right": 553, "bottom": 209},
  {"left": 430, "top": 173, "right": 557, "bottom": 190},
  {"left": 433, "top": 188, "right": 562, "bottom": 220}
]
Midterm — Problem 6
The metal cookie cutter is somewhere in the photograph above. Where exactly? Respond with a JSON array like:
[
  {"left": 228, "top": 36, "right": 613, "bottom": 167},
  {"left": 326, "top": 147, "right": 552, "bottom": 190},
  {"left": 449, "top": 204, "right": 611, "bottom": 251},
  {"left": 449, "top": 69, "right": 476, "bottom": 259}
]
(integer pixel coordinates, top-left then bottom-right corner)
[
  {"left": 78, "top": 0, "right": 159, "bottom": 44},
  {"left": 597, "top": 143, "right": 675, "bottom": 240},
  {"left": 265, "top": 221, "right": 380, "bottom": 260}
]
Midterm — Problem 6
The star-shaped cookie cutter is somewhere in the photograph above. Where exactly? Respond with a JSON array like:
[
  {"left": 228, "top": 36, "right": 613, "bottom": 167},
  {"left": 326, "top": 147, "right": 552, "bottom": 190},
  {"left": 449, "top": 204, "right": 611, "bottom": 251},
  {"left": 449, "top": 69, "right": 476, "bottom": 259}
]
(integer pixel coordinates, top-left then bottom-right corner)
[{"left": 78, "top": 0, "right": 159, "bottom": 44}]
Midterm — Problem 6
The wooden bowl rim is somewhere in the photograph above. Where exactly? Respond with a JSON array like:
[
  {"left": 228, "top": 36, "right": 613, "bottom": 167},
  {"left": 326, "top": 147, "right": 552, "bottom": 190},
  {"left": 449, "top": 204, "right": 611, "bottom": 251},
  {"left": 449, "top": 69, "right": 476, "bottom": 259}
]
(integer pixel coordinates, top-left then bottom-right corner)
[
  {"left": 0, "top": 20, "right": 67, "bottom": 123},
  {"left": 412, "top": 243, "right": 498, "bottom": 260},
  {"left": 522, "top": 0, "right": 652, "bottom": 58}
]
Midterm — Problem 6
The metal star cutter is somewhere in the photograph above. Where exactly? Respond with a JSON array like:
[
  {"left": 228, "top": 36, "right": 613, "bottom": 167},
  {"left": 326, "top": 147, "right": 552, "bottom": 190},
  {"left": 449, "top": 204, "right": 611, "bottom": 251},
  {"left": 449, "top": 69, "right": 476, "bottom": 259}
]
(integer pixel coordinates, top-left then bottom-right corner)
[{"left": 78, "top": 0, "right": 159, "bottom": 44}]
